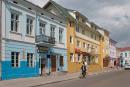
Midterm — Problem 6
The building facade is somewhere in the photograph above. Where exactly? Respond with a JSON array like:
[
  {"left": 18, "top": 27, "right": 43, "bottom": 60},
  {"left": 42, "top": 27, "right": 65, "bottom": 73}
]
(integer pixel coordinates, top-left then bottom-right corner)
[
  {"left": 119, "top": 47, "right": 130, "bottom": 67},
  {"left": 109, "top": 39, "right": 117, "bottom": 67},
  {"left": 97, "top": 28, "right": 110, "bottom": 67},
  {"left": 44, "top": 0, "right": 104, "bottom": 73},
  {"left": 0, "top": 0, "right": 2, "bottom": 79},
  {"left": 0, "top": 0, "right": 67, "bottom": 80}
]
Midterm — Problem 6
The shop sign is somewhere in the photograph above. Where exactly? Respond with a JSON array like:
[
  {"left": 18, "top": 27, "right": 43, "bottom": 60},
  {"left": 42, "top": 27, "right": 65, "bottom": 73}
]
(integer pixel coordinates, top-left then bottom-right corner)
[{"left": 38, "top": 46, "right": 48, "bottom": 53}]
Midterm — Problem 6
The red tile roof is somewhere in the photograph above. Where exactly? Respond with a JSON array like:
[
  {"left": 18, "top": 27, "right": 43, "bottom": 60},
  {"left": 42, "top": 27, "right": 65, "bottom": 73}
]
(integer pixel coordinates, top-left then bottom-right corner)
[{"left": 119, "top": 47, "right": 130, "bottom": 52}]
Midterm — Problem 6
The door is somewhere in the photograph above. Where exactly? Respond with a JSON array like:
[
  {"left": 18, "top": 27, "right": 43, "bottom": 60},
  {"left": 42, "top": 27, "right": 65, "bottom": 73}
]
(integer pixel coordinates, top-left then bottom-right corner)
[
  {"left": 41, "top": 58, "right": 46, "bottom": 75},
  {"left": 51, "top": 55, "right": 56, "bottom": 72}
]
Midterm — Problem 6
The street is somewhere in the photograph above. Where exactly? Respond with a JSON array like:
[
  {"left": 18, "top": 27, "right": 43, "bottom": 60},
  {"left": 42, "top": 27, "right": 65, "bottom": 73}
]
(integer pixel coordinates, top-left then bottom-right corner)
[{"left": 34, "top": 70, "right": 130, "bottom": 87}]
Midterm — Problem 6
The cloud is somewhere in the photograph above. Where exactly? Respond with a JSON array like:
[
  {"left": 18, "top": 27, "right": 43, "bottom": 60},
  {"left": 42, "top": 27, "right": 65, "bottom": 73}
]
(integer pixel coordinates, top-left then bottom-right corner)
[{"left": 27, "top": 0, "right": 130, "bottom": 47}]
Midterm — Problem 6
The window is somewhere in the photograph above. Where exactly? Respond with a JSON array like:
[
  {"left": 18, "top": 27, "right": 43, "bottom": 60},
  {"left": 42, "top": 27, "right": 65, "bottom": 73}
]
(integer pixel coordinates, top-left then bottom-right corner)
[
  {"left": 27, "top": 53, "right": 34, "bottom": 67},
  {"left": 69, "top": 21, "right": 72, "bottom": 27},
  {"left": 82, "top": 29, "right": 85, "bottom": 35},
  {"left": 76, "top": 26, "right": 79, "bottom": 32},
  {"left": 60, "top": 56, "right": 64, "bottom": 66},
  {"left": 83, "top": 42, "right": 86, "bottom": 48},
  {"left": 87, "top": 44, "right": 90, "bottom": 48},
  {"left": 95, "top": 35, "right": 96, "bottom": 40},
  {"left": 91, "top": 34, "right": 94, "bottom": 39},
  {"left": 78, "top": 54, "right": 80, "bottom": 62},
  {"left": 11, "top": 13, "right": 19, "bottom": 32},
  {"left": 50, "top": 25, "right": 55, "bottom": 38},
  {"left": 88, "top": 56, "right": 96, "bottom": 64},
  {"left": 87, "top": 44, "right": 91, "bottom": 52},
  {"left": 39, "top": 22, "right": 46, "bottom": 35},
  {"left": 77, "top": 40, "right": 80, "bottom": 47},
  {"left": 70, "top": 53, "right": 74, "bottom": 62},
  {"left": 120, "top": 53, "right": 123, "bottom": 57},
  {"left": 70, "top": 36, "right": 73, "bottom": 44},
  {"left": 11, "top": 52, "right": 20, "bottom": 67},
  {"left": 125, "top": 53, "right": 127, "bottom": 57},
  {"left": 26, "top": 18, "right": 33, "bottom": 35},
  {"left": 59, "top": 28, "right": 63, "bottom": 43}
]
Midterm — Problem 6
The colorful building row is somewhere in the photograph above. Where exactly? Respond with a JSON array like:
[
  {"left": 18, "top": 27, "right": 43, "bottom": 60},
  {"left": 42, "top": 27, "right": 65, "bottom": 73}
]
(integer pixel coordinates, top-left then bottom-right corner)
[{"left": 0, "top": 0, "right": 114, "bottom": 80}]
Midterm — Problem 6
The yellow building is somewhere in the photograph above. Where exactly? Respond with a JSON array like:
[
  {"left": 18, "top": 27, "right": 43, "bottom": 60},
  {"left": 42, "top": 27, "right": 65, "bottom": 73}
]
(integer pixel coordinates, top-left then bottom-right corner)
[
  {"left": 44, "top": 0, "right": 104, "bottom": 73},
  {"left": 96, "top": 26, "right": 110, "bottom": 67}
]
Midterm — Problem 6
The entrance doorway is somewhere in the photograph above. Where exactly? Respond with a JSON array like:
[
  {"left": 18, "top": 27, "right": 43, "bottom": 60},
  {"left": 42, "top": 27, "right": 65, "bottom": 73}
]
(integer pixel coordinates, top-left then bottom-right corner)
[
  {"left": 51, "top": 55, "right": 56, "bottom": 72},
  {"left": 41, "top": 58, "right": 46, "bottom": 75}
]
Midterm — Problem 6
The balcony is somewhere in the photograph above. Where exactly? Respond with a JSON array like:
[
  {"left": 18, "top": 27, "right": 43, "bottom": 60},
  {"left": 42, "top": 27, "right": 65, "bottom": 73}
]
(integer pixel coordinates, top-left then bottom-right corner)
[
  {"left": 90, "top": 49, "right": 100, "bottom": 55},
  {"left": 36, "top": 35, "right": 55, "bottom": 45}
]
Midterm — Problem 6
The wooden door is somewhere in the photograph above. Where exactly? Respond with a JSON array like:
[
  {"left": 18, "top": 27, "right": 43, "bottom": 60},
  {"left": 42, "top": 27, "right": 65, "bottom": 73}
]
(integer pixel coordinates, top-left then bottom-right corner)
[
  {"left": 41, "top": 58, "right": 46, "bottom": 75},
  {"left": 51, "top": 55, "right": 56, "bottom": 72}
]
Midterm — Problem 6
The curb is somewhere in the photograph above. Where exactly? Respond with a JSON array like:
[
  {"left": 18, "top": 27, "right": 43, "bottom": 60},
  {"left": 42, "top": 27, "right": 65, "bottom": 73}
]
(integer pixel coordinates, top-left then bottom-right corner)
[
  {"left": 30, "top": 69, "right": 122, "bottom": 87},
  {"left": 30, "top": 76, "right": 78, "bottom": 87}
]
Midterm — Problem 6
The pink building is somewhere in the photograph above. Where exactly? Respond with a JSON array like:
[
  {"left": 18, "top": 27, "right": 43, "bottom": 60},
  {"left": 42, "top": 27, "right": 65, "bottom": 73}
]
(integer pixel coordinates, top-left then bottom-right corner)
[{"left": 109, "top": 39, "right": 118, "bottom": 67}]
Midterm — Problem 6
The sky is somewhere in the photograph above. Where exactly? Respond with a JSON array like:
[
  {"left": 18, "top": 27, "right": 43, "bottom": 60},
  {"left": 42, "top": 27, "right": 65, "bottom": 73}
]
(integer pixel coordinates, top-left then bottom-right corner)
[{"left": 28, "top": 0, "right": 130, "bottom": 47}]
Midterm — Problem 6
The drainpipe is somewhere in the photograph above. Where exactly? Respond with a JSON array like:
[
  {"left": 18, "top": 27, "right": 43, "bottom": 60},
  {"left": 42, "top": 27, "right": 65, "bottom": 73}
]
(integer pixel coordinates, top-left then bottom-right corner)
[
  {"left": 35, "top": 10, "right": 39, "bottom": 75},
  {"left": 0, "top": 0, "right": 2, "bottom": 80}
]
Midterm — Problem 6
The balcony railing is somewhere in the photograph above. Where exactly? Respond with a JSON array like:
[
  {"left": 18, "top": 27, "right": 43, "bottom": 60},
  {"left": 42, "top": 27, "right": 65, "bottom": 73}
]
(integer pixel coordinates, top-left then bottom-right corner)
[{"left": 36, "top": 35, "right": 55, "bottom": 44}]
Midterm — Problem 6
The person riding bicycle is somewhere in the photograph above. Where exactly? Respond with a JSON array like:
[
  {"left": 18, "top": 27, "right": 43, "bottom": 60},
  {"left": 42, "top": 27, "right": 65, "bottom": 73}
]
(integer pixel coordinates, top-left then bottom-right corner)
[{"left": 81, "top": 62, "right": 87, "bottom": 78}]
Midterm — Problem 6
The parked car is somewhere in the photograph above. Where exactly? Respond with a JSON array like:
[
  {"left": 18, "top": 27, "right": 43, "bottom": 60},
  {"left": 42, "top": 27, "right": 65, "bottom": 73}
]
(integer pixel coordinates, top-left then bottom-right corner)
[{"left": 124, "top": 59, "right": 130, "bottom": 70}]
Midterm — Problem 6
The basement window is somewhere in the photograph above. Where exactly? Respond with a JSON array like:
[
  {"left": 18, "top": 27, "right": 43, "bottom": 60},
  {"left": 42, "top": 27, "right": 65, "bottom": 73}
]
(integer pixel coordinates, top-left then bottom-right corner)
[
  {"left": 13, "top": 1, "right": 18, "bottom": 4},
  {"left": 41, "top": 13, "right": 44, "bottom": 15},
  {"left": 28, "top": 7, "right": 32, "bottom": 10}
]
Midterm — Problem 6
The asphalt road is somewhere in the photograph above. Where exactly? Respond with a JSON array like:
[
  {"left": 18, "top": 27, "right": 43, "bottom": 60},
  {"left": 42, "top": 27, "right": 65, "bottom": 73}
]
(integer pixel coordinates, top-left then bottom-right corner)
[{"left": 34, "top": 70, "right": 130, "bottom": 87}]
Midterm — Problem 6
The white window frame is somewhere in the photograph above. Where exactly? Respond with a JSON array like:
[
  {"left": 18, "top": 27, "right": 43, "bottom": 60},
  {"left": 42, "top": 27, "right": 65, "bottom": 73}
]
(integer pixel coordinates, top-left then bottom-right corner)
[
  {"left": 11, "top": 52, "right": 20, "bottom": 68},
  {"left": 70, "top": 36, "right": 73, "bottom": 44},
  {"left": 77, "top": 40, "right": 80, "bottom": 47},
  {"left": 39, "top": 21, "right": 46, "bottom": 35},
  {"left": 59, "top": 28, "right": 63, "bottom": 43},
  {"left": 70, "top": 53, "right": 74, "bottom": 62},
  {"left": 83, "top": 42, "right": 86, "bottom": 48},
  {"left": 78, "top": 54, "right": 81, "bottom": 62},
  {"left": 26, "top": 17, "right": 33, "bottom": 36},
  {"left": 50, "top": 25, "right": 56, "bottom": 38},
  {"left": 27, "top": 53, "right": 34, "bottom": 67},
  {"left": 11, "top": 12, "right": 19, "bottom": 32}
]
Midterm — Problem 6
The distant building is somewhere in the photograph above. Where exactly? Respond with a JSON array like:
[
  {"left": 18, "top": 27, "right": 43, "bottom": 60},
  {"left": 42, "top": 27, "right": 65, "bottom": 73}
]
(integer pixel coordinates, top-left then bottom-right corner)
[
  {"left": 119, "top": 47, "right": 130, "bottom": 66},
  {"left": 109, "top": 39, "right": 117, "bottom": 67}
]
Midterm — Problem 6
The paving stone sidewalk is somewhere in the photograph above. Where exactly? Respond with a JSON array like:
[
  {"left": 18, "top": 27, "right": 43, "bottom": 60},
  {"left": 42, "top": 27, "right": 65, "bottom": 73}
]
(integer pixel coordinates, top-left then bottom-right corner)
[{"left": 0, "top": 68, "right": 122, "bottom": 87}]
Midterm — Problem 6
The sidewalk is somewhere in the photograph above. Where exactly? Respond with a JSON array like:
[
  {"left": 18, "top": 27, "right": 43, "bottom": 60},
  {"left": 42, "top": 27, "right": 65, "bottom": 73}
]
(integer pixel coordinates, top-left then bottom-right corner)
[{"left": 0, "top": 68, "right": 122, "bottom": 87}]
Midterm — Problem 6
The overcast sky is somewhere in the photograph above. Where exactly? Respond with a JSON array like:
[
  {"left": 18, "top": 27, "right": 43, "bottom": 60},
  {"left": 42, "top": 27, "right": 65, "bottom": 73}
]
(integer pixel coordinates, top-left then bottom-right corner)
[{"left": 28, "top": 0, "right": 130, "bottom": 47}]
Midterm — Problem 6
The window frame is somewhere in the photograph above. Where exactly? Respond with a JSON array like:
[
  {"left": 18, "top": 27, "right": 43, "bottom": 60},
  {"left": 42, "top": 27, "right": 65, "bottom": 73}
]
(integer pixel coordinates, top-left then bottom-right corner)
[
  {"left": 77, "top": 40, "right": 80, "bottom": 47},
  {"left": 50, "top": 25, "right": 56, "bottom": 38},
  {"left": 26, "top": 17, "right": 34, "bottom": 36},
  {"left": 70, "top": 36, "right": 73, "bottom": 44},
  {"left": 11, "top": 52, "right": 20, "bottom": 68},
  {"left": 39, "top": 21, "right": 46, "bottom": 35},
  {"left": 59, "top": 28, "right": 63, "bottom": 43},
  {"left": 11, "top": 12, "right": 19, "bottom": 32},
  {"left": 27, "top": 53, "right": 34, "bottom": 68},
  {"left": 70, "top": 53, "right": 74, "bottom": 62}
]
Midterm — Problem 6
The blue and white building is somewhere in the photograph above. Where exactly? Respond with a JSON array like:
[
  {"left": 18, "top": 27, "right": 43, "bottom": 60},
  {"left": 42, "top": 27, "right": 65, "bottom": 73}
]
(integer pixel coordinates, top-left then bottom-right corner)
[
  {"left": 0, "top": 0, "right": 67, "bottom": 80},
  {"left": 120, "top": 47, "right": 130, "bottom": 67}
]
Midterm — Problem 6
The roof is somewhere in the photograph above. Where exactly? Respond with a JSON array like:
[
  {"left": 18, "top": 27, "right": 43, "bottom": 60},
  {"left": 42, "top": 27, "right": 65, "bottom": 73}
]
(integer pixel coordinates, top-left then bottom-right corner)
[
  {"left": 110, "top": 38, "right": 117, "bottom": 44},
  {"left": 119, "top": 47, "right": 130, "bottom": 52},
  {"left": 43, "top": 0, "right": 74, "bottom": 20}
]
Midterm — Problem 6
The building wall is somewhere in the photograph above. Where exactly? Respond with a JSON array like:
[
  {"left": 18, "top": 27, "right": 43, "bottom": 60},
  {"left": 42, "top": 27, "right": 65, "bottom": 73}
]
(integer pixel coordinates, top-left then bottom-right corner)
[
  {"left": 109, "top": 43, "right": 117, "bottom": 59},
  {"left": 36, "top": 13, "right": 67, "bottom": 50},
  {"left": 67, "top": 21, "right": 76, "bottom": 73},
  {"left": 120, "top": 51, "right": 130, "bottom": 66},
  {"left": 1, "top": 1, "right": 40, "bottom": 80},
  {"left": 0, "top": 0, "right": 2, "bottom": 79},
  {"left": 1, "top": 41, "right": 39, "bottom": 80}
]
